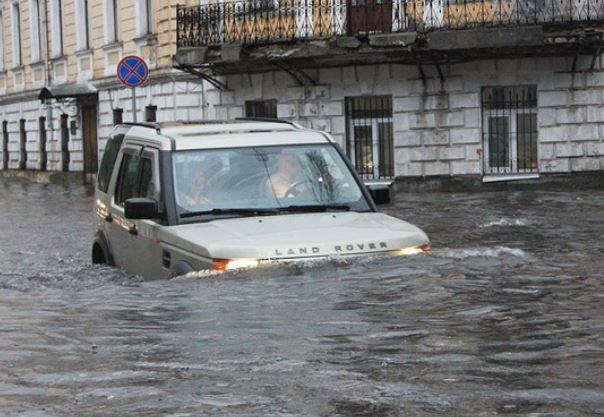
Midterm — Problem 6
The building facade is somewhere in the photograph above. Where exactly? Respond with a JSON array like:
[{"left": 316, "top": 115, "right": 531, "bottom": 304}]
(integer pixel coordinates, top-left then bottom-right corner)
[
  {"left": 174, "top": 0, "right": 604, "bottom": 181},
  {"left": 0, "top": 0, "right": 208, "bottom": 179},
  {"left": 0, "top": 0, "right": 603, "bottom": 183}
]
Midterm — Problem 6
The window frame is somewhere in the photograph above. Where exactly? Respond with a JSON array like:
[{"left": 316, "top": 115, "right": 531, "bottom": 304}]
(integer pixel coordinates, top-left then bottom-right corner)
[
  {"left": 75, "top": 0, "right": 91, "bottom": 50},
  {"left": 244, "top": 99, "right": 278, "bottom": 118},
  {"left": 114, "top": 145, "right": 142, "bottom": 207},
  {"left": 0, "top": 9, "right": 4, "bottom": 71},
  {"left": 11, "top": 1, "right": 22, "bottom": 67},
  {"left": 140, "top": 147, "right": 162, "bottom": 206},
  {"left": 50, "top": 0, "right": 64, "bottom": 58},
  {"left": 344, "top": 95, "right": 394, "bottom": 179},
  {"left": 481, "top": 85, "right": 538, "bottom": 175},
  {"left": 97, "top": 133, "right": 125, "bottom": 193},
  {"left": 29, "top": 0, "right": 42, "bottom": 62}
]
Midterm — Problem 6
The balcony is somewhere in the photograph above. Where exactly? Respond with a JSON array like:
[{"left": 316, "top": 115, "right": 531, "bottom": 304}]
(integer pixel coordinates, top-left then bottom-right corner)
[{"left": 174, "top": 0, "right": 604, "bottom": 75}]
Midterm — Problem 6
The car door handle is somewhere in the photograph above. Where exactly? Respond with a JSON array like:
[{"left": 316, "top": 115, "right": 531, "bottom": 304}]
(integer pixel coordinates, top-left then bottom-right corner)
[{"left": 129, "top": 225, "right": 138, "bottom": 236}]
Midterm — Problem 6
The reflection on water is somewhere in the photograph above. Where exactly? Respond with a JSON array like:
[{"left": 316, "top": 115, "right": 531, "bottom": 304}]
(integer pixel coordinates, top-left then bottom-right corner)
[{"left": 0, "top": 180, "right": 603, "bottom": 416}]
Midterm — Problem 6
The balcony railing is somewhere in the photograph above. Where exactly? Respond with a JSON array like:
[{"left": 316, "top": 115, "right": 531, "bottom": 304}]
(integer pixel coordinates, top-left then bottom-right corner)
[{"left": 176, "top": 0, "right": 604, "bottom": 48}]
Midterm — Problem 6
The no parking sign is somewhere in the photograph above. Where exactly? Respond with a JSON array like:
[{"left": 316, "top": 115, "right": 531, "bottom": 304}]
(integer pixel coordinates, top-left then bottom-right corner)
[
  {"left": 117, "top": 55, "right": 149, "bottom": 122},
  {"left": 117, "top": 56, "right": 149, "bottom": 88}
]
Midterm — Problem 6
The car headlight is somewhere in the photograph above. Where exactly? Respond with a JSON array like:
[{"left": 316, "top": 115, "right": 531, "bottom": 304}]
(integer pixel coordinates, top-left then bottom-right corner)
[
  {"left": 212, "top": 258, "right": 259, "bottom": 270},
  {"left": 397, "top": 244, "right": 431, "bottom": 256}
]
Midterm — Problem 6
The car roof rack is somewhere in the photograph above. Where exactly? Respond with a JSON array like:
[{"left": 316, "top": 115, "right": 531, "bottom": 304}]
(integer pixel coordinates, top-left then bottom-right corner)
[
  {"left": 120, "top": 122, "right": 162, "bottom": 134},
  {"left": 234, "top": 117, "right": 302, "bottom": 128},
  {"left": 119, "top": 118, "right": 303, "bottom": 135}
]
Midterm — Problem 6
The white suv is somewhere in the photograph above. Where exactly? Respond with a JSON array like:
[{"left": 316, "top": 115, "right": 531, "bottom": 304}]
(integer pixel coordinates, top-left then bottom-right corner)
[{"left": 92, "top": 120, "right": 430, "bottom": 279}]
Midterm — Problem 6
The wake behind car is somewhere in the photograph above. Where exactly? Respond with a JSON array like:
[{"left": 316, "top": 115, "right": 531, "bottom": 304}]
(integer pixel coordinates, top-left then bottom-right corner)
[{"left": 92, "top": 119, "right": 430, "bottom": 279}]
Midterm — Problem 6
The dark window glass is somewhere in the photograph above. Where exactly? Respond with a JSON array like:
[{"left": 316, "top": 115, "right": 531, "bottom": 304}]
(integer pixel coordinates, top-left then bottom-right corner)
[
  {"left": 517, "top": 113, "right": 538, "bottom": 171},
  {"left": 84, "top": 0, "right": 90, "bottom": 49},
  {"left": 245, "top": 100, "right": 277, "bottom": 118},
  {"left": 3, "top": 121, "right": 9, "bottom": 170},
  {"left": 113, "top": 108, "right": 123, "bottom": 125},
  {"left": 58, "top": 0, "right": 64, "bottom": 55},
  {"left": 97, "top": 134, "right": 124, "bottom": 193},
  {"left": 139, "top": 157, "right": 157, "bottom": 199},
  {"left": 482, "top": 86, "right": 537, "bottom": 110},
  {"left": 145, "top": 105, "right": 157, "bottom": 122},
  {"left": 115, "top": 152, "right": 140, "bottom": 206},
  {"left": 39, "top": 117, "right": 47, "bottom": 171},
  {"left": 19, "top": 119, "right": 26, "bottom": 170}
]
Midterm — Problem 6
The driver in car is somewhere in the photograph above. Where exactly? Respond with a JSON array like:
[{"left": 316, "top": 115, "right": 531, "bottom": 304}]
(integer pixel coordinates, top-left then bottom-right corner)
[{"left": 266, "top": 150, "right": 311, "bottom": 199}]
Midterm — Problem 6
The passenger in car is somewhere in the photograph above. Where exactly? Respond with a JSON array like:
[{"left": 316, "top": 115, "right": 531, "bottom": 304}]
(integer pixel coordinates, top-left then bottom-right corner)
[{"left": 182, "top": 160, "right": 222, "bottom": 207}]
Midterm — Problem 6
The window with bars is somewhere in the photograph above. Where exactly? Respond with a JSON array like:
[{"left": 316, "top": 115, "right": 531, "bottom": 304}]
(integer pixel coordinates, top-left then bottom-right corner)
[
  {"left": 113, "top": 108, "right": 123, "bottom": 125},
  {"left": 345, "top": 96, "right": 394, "bottom": 179},
  {"left": 481, "top": 86, "right": 538, "bottom": 175},
  {"left": 245, "top": 100, "right": 278, "bottom": 118}
]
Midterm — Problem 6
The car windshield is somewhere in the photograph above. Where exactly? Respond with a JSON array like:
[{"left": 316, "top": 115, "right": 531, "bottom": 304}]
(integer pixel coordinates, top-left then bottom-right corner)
[{"left": 172, "top": 144, "right": 371, "bottom": 221}]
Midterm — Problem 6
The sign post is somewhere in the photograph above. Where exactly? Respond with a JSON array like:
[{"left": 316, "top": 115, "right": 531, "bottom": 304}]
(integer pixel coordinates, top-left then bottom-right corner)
[{"left": 117, "top": 56, "right": 149, "bottom": 123}]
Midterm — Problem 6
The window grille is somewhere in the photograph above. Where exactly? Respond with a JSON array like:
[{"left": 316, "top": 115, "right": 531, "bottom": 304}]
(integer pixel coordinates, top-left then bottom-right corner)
[
  {"left": 113, "top": 108, "right": 123, "bottom": 125},
  {"left": 245, "top": 100, "right": 278, "bottom": 118},
  {"left": 481, "top": 86, "right": 538, "bottom": 175},
  {"left": 345, "top": 96, "right": 394, "bottom": 179},
  {"left": 145, "top": 105, "right": 157, "bottom": 123}
]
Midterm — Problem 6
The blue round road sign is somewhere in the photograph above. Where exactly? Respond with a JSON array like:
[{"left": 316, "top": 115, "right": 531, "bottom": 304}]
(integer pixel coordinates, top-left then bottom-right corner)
[{"left": 117, "top": 55, "right": 149, "bottom": 88}]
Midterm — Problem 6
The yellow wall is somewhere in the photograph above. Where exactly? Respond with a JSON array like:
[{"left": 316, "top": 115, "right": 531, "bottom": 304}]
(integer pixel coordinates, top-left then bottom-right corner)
[{"left": 0, "top": 0, "right": 192, "bottom": 98}]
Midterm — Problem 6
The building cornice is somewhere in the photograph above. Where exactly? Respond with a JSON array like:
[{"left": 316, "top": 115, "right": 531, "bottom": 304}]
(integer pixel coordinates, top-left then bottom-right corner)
[{"left": 0, "top": 67, "right": 201, "bottom": 106}]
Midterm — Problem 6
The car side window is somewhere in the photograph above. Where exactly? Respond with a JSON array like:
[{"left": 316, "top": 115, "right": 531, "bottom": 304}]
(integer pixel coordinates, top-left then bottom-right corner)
[
  {"left": 97, "top": 134, "right": 124, "bottom": 193},
  {"left": 139, "top": 158, "right": 155, "bottom": 199},
  {"left": 115, "top": 151, "right": 141, "bottom": 207},
  {"left": 139, "top": 148, "right": 162, "bottom": 203}
]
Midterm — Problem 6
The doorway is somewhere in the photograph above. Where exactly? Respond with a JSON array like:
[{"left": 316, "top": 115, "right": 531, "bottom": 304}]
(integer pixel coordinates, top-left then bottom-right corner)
[
  {"left": 80, "top": 97, "right": 99, "bottom": 181},
  {"left": 347, "top": 0, "right": 392, "bottom": 35},
  {"left": 61, "top": 114, "right": 70, "bottom": 172},
  {"left": 39, "top": 117, "right": 47, "bottom": 171}
]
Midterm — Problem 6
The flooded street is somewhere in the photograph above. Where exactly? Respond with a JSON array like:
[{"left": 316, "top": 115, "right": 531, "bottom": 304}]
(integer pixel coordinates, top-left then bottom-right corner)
[{"left": 1, "top": 180, "right": 603, "bottom": 417}]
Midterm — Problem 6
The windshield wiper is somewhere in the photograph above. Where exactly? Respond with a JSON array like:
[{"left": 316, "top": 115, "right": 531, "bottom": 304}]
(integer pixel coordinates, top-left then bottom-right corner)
[
  {"left": 278, "top": 204, "right": 351, "bottom": 213},
  {"left": 180, "top": 208, "right": 279, "bottom": 219}
]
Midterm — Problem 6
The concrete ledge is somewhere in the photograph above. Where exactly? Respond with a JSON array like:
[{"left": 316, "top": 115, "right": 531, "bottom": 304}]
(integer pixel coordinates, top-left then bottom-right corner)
[
  {"left": 0, "top": 170, "right": 86, "bottom": 186},
  {"left": 336, "top": 36, "right": 362, "bottom": 49},
  {"left": 426, "top": 26, "right": 543, "bottom": 50},
  {"left": 173, "top": 47, "right": 208, "bottom": 67},
  {"left": 221, "top": 43, "right": 243, "bottom": 63},
  {"left": 369, "top": 32, "right": 417, "bottom": 47},
  {"left": 393, "top": 171, "right": 604, "bottom": 193}
]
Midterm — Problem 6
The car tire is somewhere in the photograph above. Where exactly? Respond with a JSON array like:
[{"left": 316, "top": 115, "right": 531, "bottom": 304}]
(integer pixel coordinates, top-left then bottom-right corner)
[
  {"left": 92, "top": 232, "right": 115, "bottom": 266},
  {"left": 172, "top": 260, "right": 194, "bottom": 278}
]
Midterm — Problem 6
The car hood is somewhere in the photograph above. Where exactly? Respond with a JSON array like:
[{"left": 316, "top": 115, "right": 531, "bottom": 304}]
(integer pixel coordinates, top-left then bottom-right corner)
[{"left": 160, "top": 212, "right": 429, "bottom": 260}]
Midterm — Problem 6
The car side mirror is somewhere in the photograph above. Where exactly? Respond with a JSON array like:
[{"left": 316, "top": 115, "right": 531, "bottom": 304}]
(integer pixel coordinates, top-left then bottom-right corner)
[
  {"left": 124, "top": 197, "right": 159, "bottom": 220},
  {"left": 367, "top": 184, "right": 391, "bottom": 205}
]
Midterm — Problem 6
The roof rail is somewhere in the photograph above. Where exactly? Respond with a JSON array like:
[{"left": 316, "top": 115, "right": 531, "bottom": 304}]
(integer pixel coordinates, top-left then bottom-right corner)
[
  {"left": 234, "top": 117, "right": 302, "bottom": 128},
  {"left": 120, "top": 122, "right": 162, "bottom": 134}
]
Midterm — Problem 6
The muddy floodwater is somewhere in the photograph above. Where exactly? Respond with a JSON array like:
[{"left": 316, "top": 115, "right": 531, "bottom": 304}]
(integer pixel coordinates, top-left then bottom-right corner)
[{"left": 0, "top": 180, "right": 603, "bottom": 417}]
